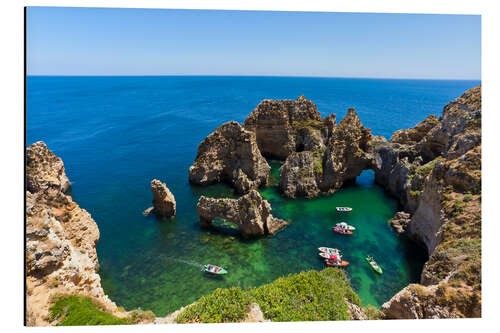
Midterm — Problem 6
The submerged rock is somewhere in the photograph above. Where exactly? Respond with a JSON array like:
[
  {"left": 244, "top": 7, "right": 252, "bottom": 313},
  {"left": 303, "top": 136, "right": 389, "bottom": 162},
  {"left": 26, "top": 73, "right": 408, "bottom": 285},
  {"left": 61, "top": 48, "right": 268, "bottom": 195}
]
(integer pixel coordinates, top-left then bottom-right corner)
[
  {"left": 151, "top": 179, "right": 176, "bottom": 218},
  {"left": 197, "top": 190, "right": 287, "bottom": 238},
  {"left": 189, "top": 121, "right": 270, "bottom": 193}
]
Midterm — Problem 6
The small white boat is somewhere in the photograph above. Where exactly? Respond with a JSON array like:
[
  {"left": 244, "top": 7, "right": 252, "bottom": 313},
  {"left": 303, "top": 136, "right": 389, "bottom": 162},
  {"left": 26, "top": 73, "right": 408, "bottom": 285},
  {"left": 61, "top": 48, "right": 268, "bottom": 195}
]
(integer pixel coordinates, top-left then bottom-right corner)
[
  {"left": 336, "top": 222, "right": 356, "bottom": 231},
  {"left": 318, "top": 247, "right": 340, "bottom": 254},
  {"left": 336, "top": 207, "right": 352, "bottom": 212},
  {"left": 319, "top": 252, "right": 342, "bottom": 259}
]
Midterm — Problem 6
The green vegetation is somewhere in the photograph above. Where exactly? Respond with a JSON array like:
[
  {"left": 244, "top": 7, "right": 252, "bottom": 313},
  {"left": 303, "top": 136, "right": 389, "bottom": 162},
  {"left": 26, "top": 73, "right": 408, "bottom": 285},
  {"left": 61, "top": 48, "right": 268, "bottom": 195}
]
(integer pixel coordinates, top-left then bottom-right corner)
[
  {"left": 48, "top": 295, "right": 131, "bottom": 326},
  {"left": 126, "top": 309, "right": 156, "bottom": 324},
  {"left": 175, "top": 268, "right": 361, "bottom": 323},
  {"left": 312, "top": 150, "right": 324, "bottom": 175},
  {"left": 452, "top": 199, "right": 465, "bottom": 217},
  {"left": 291, "top": 119, "right": 324, "bottom": 131},
  {"left": 415, "top": 157, "right": 443, "bottom": 178},
  {"left": 364, "top": 305, "right": 384, "bottom": 320},
  {"left": 409, "top": 190, "right": 421, "bottom": 198},
  {"left": 176, "top": 287, "right": 250, "bottom": 323}
]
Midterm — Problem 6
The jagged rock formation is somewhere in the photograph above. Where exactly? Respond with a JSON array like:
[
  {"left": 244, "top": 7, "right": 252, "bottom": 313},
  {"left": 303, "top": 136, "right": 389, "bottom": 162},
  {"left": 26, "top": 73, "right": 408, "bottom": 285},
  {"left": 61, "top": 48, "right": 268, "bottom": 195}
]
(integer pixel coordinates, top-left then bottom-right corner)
[
  {"left": 244, "top": 95, "right": 324, "bottom": 159},
  {"left": 197, "top": 190, "right": 287, "bottom": 238},
  {"left": 26, "top": 141, "right": 71, "bottom": 193},
  {"left": 26, "top": 142, "right": 122, "bottom": 326},
  {"left": 279, "top": 151, "right": 321, "bottom": 198},
  {"left": 150, "top": 179, "right": 176, "bottom": 218},
  {"left": 279, "top": 108, "right": 385, "bottom": 198},
  {"left": 380, "top": 86, "right": 481, "bottom": 319},
  {"left": 189, "top": 121, "right": 270, "bottom": 193},
  {"left": 389, "top": 211, "right": 411, "bottom": 234}
]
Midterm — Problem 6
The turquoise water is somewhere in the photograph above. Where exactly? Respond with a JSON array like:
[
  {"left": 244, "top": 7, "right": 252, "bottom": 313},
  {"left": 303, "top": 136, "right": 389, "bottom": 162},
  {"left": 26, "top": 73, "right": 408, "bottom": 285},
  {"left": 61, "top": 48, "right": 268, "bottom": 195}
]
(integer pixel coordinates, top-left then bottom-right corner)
[{"left": 26, "top": 76, "right": 479, "bottom": 316}]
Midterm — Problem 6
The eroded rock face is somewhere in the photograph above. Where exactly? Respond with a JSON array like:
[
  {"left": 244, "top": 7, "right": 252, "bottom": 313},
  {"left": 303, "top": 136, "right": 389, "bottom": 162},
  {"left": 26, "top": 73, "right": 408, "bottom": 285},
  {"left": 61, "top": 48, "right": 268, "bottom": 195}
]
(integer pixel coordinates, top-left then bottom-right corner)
[
  {"left": 244, "top": 95, "right": 323, "bottom": 159},
  {"left": 26, "top": 141, "right": 71, "bottom": 193},
  {"left": 279, "top": 108, "right": 384, "bottom": 198},
  {"left": 279, "top": 151, "right": 321, "bottom": 198},
  {"left": 321, "top": 108, "right": 376, "bottom": 192},
  {"left": 26, "top": 142, "right": 119, "bottom": 326},
  {"left": 151, "top": 179, "right": 176, "bottom": 218},
  {"left": 389, "top": 211, "right": 411, "bottom": 234},
  {"left": 390, "top": 115, "right": 440, "bottom": 145},
  {"left": 197, "top": 190, "right": 287, "bottom": 238},
  {"left": 189, "top": 121, "right": 270, "bottom": 193},
  {"left": 380, "top": 86, "right": 482, "bottom": 319}
]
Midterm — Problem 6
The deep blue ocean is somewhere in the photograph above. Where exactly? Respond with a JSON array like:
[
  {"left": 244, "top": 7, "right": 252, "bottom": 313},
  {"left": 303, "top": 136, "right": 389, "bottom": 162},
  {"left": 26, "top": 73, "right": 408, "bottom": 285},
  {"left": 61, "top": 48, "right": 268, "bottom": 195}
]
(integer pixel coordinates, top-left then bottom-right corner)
[{"left": 27, "top": 76, "right": 480, "bottom": 316}]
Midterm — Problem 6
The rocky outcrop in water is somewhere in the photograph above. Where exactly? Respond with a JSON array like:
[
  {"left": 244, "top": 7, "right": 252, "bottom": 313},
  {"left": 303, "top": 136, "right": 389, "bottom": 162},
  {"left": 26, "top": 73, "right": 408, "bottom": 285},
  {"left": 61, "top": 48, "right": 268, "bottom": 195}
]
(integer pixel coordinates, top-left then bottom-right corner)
[
  {"left": 380, "top": 86, "right": 481, "bottom": 319},
  {"left": 197, "top": 190, "right": 287, "bottom": 238},
  {"left": 150, "top": 179, "right": 176, "bottom": 218},
  {"left": 389, "top": 211, "right": 411, "bottom": 234},
  {"left": 25, "top": 142, "right": 121, "bottom": 326},
  {"left": 243, "top": 95, "right": 324, "bottom": 159},
  {"left": 278, "top": 108, "right": 386, "bottom": 198},
  {"left": 189, "top": 121, "right": 270, "bottom": 193}
]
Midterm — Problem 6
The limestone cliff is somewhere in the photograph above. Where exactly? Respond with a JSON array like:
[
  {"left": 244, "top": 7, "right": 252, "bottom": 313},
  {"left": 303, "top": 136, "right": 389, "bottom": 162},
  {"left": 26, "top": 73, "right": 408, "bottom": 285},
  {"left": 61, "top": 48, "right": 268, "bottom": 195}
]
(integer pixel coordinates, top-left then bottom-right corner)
[
  {"left": 25, "top": 142, "right": 122, "bottom": 326},
  {"left": 197, "top": 190, "right": 287, "bottom": 238},
  {"left": 189, "top": 121, "right": 270, "bottom": 193},
  {"left": 381, "top": 86, "right": 481, "bottom": 319}
]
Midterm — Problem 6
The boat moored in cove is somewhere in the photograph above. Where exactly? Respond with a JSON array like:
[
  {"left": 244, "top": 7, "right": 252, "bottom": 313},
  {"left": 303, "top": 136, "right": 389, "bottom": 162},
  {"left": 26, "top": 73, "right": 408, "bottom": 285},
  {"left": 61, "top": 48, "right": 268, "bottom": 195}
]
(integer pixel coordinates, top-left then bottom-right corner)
[
  {"left": 336, "top": 222, "right": 355, "bottom": 230},
  {"left": 366, "top": 256, "right": 383, "bottom": 274},
  {"left": 336, "top": 207, "right": 352, "bottom": 212},
  {"left": 325, "top": 258, "right": 349, "bottom": 267},
  {"left": 318, "top": 247, "right": 340, "bottom": 254},
  {"left": 333, "top": 226, "right": 353, "bottom": 235},
  {"left": 204, "top": 264, "right": 228, "bottom": 275}
]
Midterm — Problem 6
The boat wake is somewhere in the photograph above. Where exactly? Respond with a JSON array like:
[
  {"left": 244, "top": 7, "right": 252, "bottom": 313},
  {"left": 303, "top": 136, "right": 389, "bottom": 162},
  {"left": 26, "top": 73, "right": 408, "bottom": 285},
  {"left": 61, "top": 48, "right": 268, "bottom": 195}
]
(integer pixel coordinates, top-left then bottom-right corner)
[{"left": 158, "top": 255, "right": 204, "bottom": 269}]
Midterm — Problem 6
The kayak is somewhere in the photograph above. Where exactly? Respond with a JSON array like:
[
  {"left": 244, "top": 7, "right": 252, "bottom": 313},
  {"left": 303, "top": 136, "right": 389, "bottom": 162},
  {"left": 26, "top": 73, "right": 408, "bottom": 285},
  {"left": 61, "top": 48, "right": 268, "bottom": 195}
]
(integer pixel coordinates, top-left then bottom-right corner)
[
  {"left": 318, "top": 252, "right": 342, "bottom": 259},
  {"left": 333, "top": 226, "right": 353, "bottom": 235},
  {"left": 336, "top": 207, "right": 352, "bottom": 212},
  {"left": 366, "top": 256, "right": 383, "bottom": 274},
  {"left": 204, "top": 264, "right": 228, "bottom": 275},
  {"left": 325, "top": 259, "right": 349, "bottom": 267},
  {"left": 318, "top": 247, "right": 340, "bottom": 254},
  {"left": 336, "top": 222, "right": 355, "bottom": 231}
]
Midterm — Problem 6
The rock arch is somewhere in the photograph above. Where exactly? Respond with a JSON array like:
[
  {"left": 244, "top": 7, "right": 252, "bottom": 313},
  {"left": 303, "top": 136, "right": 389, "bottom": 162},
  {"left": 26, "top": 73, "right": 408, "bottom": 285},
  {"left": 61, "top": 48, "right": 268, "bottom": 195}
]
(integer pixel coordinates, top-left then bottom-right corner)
[{"left": 197, "top": 190, "right": 287, "bottom": 238}]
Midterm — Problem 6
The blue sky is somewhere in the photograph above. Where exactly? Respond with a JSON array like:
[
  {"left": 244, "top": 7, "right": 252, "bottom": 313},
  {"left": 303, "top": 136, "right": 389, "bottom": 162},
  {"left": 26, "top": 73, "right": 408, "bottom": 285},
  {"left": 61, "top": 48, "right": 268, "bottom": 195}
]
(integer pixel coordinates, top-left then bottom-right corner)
[{"left": 26, "top": 7, "right": 481, "bottom": 79}]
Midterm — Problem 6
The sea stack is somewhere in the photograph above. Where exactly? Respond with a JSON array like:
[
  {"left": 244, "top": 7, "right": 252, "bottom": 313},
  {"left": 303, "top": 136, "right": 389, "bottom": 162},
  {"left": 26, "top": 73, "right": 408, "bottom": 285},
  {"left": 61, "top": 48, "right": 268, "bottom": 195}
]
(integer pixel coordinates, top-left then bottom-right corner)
[{"left": 151, "top": 179, "right": 176, "bottom": 218}]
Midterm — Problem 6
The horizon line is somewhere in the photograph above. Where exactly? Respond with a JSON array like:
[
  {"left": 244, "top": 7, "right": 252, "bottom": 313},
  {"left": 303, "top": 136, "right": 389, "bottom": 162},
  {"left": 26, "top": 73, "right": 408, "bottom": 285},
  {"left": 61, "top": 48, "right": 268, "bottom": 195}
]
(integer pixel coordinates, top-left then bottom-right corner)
[{"left": 25, "top": 74, "right": 482, "bottom": 81}]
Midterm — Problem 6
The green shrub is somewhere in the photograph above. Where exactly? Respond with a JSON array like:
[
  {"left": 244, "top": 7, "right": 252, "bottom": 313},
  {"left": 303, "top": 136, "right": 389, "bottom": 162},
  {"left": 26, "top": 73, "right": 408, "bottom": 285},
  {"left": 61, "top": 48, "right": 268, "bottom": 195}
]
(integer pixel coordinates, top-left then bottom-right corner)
[
  {"left": 127, "top": 309, "right": 156, "bottom": 324},
  {"left": 176, "top": 287, "right": 251, "bottom": 323},
  {"left": 364, "top": 305, "right": 384, "bottom": 320},
  {"left": 175, "top": 268, "right": 360, "bottom": 323},
  {"left": 415, "top": 157, "right": 442, "bottom": 177},
  {"left": 48, "top": 294, "right": 130, "bottom": 326},
  {"left": 250, "top": 268, "right": 358, "bottom": 322},
  {"left": 409, "top": 190, "right": 421, "bottom": 198},
  {"left": 452, "top": 199, "right": 465, "bottom": 216},
  {"left": 463, "top": 193, "right": 473, "bottom": 202}
]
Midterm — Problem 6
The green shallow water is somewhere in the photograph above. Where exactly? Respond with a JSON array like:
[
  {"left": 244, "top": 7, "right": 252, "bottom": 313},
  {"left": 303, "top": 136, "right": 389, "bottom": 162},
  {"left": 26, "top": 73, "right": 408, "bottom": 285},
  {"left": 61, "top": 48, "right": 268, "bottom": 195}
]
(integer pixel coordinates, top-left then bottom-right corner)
[{"left": 99, "top": 161, "right": 427, "bottom": 316}]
